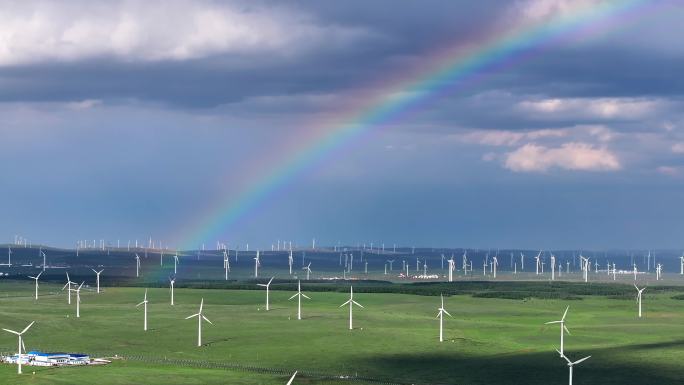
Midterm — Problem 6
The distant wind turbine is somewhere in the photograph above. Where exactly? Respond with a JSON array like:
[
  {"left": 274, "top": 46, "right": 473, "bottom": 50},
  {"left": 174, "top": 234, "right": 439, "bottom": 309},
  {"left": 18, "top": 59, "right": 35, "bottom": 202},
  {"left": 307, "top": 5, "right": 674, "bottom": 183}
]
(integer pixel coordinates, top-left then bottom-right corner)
[
  {"left": 71, "top": 282, "right": 85, "bottom": 318},
  {"left": 28, "top": 272, "right": 43, "bottom": 300},
  {"left": 135, "top": 254, "right": 141, "bottom": 277},
  {"left": 92, "top": 269, "right": 104, "bottom": 293},
  {"left": 185, "top": 298, "right": 212, "bottom": 347},
  {"left": 288, "top": 280, "right": 310, "bottom": 320},
  {"left": 436, "top": 294, "right": 452, "bottom": 342},
  {"left": 254, "top": 251, "right": 261, "bottom": 278},
  {"left": 169, "top": 276, "right": 176, "bottom": 306},
  {"left": 303, "top": 262, "right": 312, "bottom": 280},
  {"left": 257, "top": 277, "right": 275, "bottom": 311},
  {"left": 634, "top": 284, "right": 646, "bottom": 318},
  {"left": 136, "top": 289, "right": 149, "bottom": 331},
  {"left": 62, "top": 272, "right": 76, "bottom": 304},
  {"left": 339, "top": 286, "right": 364, "bottom": 330}
]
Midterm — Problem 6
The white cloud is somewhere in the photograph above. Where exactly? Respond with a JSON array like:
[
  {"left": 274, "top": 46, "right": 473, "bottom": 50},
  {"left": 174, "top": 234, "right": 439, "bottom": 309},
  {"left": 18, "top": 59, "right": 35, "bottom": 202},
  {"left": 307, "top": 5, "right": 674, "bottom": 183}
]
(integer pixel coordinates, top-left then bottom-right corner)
[
  {"left": 672, "top": 143, "right": 684, "bottom": 154},
  {"left": 66, "top": 99, "right": 102, "bottom": 110},
  {"left": 518, "top": 97, "right": 664, "bottom": 120},
  {"left": 0, "top": 1, "right": 369, "bottom": 66},
  {"left": 504, "top": 142, "right": 620, "bottom": 172},
  {"left": 461, "top": 128, "right": 566, "bottom": 146}
]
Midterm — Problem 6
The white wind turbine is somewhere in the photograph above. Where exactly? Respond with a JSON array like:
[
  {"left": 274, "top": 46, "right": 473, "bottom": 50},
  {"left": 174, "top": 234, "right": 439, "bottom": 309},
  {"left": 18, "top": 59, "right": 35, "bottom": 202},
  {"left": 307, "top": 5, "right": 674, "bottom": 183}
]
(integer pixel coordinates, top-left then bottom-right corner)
[
  {"left": 656, "top": 263, "right": 662, "bottom": 280},
  {"left": 257, "top": 277, "right": 275, "bottom": 311},
  {"left": 2, "top": 321, "right": 34, "bottom": 374},
  {"left": 92, "top": 269, "right": 104, "bottom": 293},
  {"left": 286, "top": 371, "right": 297, "bottom": 385},
  {"left": 169, "top": 276, "right": 176, "bottom": 306},
  {"left": 303, "top": 262, "right": 312, "bottom": 280},
  {"left": 135, "top": 254, "right": 141, "bottom": 277},
  {"left": 634, "top": 284, "right": 646, "bottom": 318},
  {"left": 223, "top": 250, "right": 230, "bottom": 280},
  {"left": 535, "top": 251, "right": 542, "bottom": 275},
  {"left": 339, "top": 286, "right": 364, "bottom": 330},
  {"left": 492, "top": 256, "right": 498, "bottom": 278},
  {"left": 558, "top": 352, "right": 591, "bottom": 385},
  {"left": 520, "top": 252, "right": 525, "bottom": 271},
  {"left": 288, "top": 280, "right": 310, "bottom": 320},
  {"left": 185, "top": 298, "right": 212, "bottom": 347},
  {"left": 136, "top": 289, "right": 149, "bottom": 331},
  {"left": 254, "top": 251, "right": 261, "bottom": 278},
  {"left": 173, "top": 252, "right": 179, "bottom": 275},
  {"left": 62, "top": 272, "right": 76, "bottom": 304},
  {"left": 551, "top": 255, "right": 556, "bottom": 280},
  {"left": 288, "top": 250, "right": 294, "bottom": 275},
  {"left": 28, "top": 272, "right": 43, "bottom": 300},
  {"left": 680, "top": 254, "right": 684, "bottom": 275},
  {"left": 545, "top": 306, "right": 570, "bottom": 357},
  {"left": 447, "top": 257, "right": 455, "bottom": 282},
  {"left": 436, "top": 294, "right": 452, "bottom": 342},
  {"left": 71, "top": 282, "right": 85, "bottom": 318}
]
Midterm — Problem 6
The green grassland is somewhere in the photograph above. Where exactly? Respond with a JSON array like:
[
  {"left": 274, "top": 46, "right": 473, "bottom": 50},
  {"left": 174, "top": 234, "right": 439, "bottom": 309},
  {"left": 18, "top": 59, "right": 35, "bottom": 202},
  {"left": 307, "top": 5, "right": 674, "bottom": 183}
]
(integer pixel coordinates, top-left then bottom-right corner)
[{"left": 0, "top": 280, "right": 683, "bottom": 384}]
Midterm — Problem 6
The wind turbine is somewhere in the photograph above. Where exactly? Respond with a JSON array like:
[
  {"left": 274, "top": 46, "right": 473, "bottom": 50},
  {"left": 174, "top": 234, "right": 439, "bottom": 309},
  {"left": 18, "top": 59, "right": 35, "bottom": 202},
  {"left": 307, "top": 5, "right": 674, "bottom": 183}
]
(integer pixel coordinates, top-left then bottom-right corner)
[
  {"left": 62, "top": 272, "right": 76, "bottom": 304},
  {"left": 634, "top": 284, "right": 646, "bottom": 318},
  {"left": 136, "top": 289, "right": 149, "bottom": 331},
  {"left": 2, "top": 321, "right": 34, "bottom": 374},
  {"left": 173, "top": 252, "right": 179, "bottom": 275},
  {"left": 71, "top": 282, "right": 85, "bottom": 318},
  {"left": 288, "top": 280, "right": 310, "bottom": 320},
  {"left": 288, "top": 250, "right": 294, "bottom": 275},
  {"left": 680, "top": 254, "right": 684, "bottom": 275},
  {"left": 135, "top": 254, "right": 141, "bottom": 277},
  {"left": 3, "top": 246, "right": 11, "bottom": 266},
  {"left": 223, "top": 250, "right": 230, "bottom": 280},
  {"left": 169, "top": 276, "right": 176, "bottom": 306},
  {"left": 28, "top": 272, "right": 43, "bottom": 300},
  {"left": 92, "top": 269, "right": 104, "bottom": 293},
  {"left": 447, "top": 257, "right": 455, "bottom": 282},
  {"left": 185, "top": 298, "right": 212, "bottom": 347},
  {"left": 254, "top": 251, "right": 260, "bottom": 278},
  {"left": 551, "top": 255, "right": 556, "bottom": 280},
  {"left": 535, "top": 251, "right": 541, "bottom": 275},
  {"left": 545, "top": 306, "right": 570, "bottom": 356},
  {"left": 303, "top": 262, "right": 312, "bottom": 280},
  {"left": 436, "top": 294, "right": 452, "bottom": 342},
  {"left": 257, "top": 277, "right": 275, "bottom": 311},
  {"left": 559, "top": 352, "right": 591, "bottom": 385},
  {"left": 492, "top": 256, "right": 498, "bottom": 279},
  {"left": 339, "top": 286, "right": 364, "bottom": 330},
  {"left": 286, "top": 371, "right": 297, "bottom": 385}
]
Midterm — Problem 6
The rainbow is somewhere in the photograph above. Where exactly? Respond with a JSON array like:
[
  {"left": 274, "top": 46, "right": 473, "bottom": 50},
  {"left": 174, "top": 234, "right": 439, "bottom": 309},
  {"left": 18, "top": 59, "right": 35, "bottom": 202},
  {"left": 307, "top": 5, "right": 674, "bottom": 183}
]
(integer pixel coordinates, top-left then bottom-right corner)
[{"left": 180, "top": 0, "right": 652, "bottom": 249}]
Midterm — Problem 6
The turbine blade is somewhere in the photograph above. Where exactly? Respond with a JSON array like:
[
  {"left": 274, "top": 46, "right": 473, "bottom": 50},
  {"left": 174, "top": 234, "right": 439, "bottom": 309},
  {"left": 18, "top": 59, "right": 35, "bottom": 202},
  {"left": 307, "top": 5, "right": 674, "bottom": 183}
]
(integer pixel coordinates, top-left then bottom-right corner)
[
  {"left": 2, "top": 328, "right": 20, "bottom": 335},
  {"left": 545, "top": 320, "right": 562, "bottom": 325},
  {"left": 340, "top": 300, "right": 351, "bottom": 308},
  {"left": 136, "top": 301, "right": 145, "bottom": 307},
  {"left": 286, "top": 371, "right": 298, "bottom": 385},
  {"left": 302, "top": 294, "right": 311, "bottom": 300},
  {"left": 352, "top": 300, "right": 364, "bottom": 308},
  {"left": 564, "top": 325, "right": 571, "bottom": 335},
  {"left": 288, "top": 293, "right": 298, "bottom": 301},
  {"left": 202, "top": 315, "right": 213, "bottom": 325},
  {"left": 562, "top": 306, "right": 569, "bottom": 321},
  {"left": 572, "top": 356, "right": 591, "bottom": 365},
  {"left": 185, "top": 313, "right": 200, "bottom": 319},
  {"left": 443, "top": 309, "right": 453, "bottom": 317}
]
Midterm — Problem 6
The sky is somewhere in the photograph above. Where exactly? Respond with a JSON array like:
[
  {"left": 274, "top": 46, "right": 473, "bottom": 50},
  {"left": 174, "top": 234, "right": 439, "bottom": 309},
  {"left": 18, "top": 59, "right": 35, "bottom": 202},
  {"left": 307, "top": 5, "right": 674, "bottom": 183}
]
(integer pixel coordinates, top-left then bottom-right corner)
[{"left": 1, "top": 0, "right": 683, "bottom": 250}]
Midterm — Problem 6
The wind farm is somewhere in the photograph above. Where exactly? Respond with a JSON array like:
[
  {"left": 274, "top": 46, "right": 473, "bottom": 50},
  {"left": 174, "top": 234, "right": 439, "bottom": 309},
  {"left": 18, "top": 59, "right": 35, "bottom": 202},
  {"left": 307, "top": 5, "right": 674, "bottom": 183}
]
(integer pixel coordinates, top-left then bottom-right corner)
[{"left": 1, "top": 0, "right": 683, "bottom": 384}]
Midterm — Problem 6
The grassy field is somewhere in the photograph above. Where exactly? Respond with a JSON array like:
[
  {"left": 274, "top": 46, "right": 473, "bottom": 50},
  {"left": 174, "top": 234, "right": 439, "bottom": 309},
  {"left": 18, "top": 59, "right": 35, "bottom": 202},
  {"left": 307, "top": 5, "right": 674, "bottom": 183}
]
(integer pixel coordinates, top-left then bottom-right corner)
[{"left": 0, "top": 280, "right": 683, "bottom": 384}]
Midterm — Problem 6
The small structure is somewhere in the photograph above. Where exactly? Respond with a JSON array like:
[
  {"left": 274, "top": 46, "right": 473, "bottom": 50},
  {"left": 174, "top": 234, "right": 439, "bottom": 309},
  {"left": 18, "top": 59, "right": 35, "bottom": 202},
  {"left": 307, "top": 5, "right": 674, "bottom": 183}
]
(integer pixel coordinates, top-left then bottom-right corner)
[{"left": 3, "top": 351, "right": 91, "bottom": 366}]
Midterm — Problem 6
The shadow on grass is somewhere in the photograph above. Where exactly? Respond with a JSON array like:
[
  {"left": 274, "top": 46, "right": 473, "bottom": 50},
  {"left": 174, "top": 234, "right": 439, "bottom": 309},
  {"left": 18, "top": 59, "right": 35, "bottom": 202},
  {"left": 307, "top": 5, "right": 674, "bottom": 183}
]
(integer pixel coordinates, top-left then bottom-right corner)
[{"left": 351, "top": 340, "right": 684, "bottom": 385}]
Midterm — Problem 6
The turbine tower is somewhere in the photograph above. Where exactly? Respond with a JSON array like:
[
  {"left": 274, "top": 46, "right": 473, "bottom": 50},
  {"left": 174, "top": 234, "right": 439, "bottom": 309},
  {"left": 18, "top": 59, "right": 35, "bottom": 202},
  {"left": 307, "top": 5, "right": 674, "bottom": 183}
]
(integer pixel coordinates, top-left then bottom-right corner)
[
  {"left": 135, "top": 254, "right": 141, "bottom": 277},
  {"left": 62, "top": 272, "right": 76, "bottom": 304},
  {"left": 70, "top": 282, "right": 85, "bottom": 318},
  {"left": 254, "top": 251, "right": 260, "bottom": 278},
  {"left": 185, "top": 298, "right": 212, "bottom": 347},
  {"left": 339, "top": 286, "right": 364, "bottom": 330}
]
